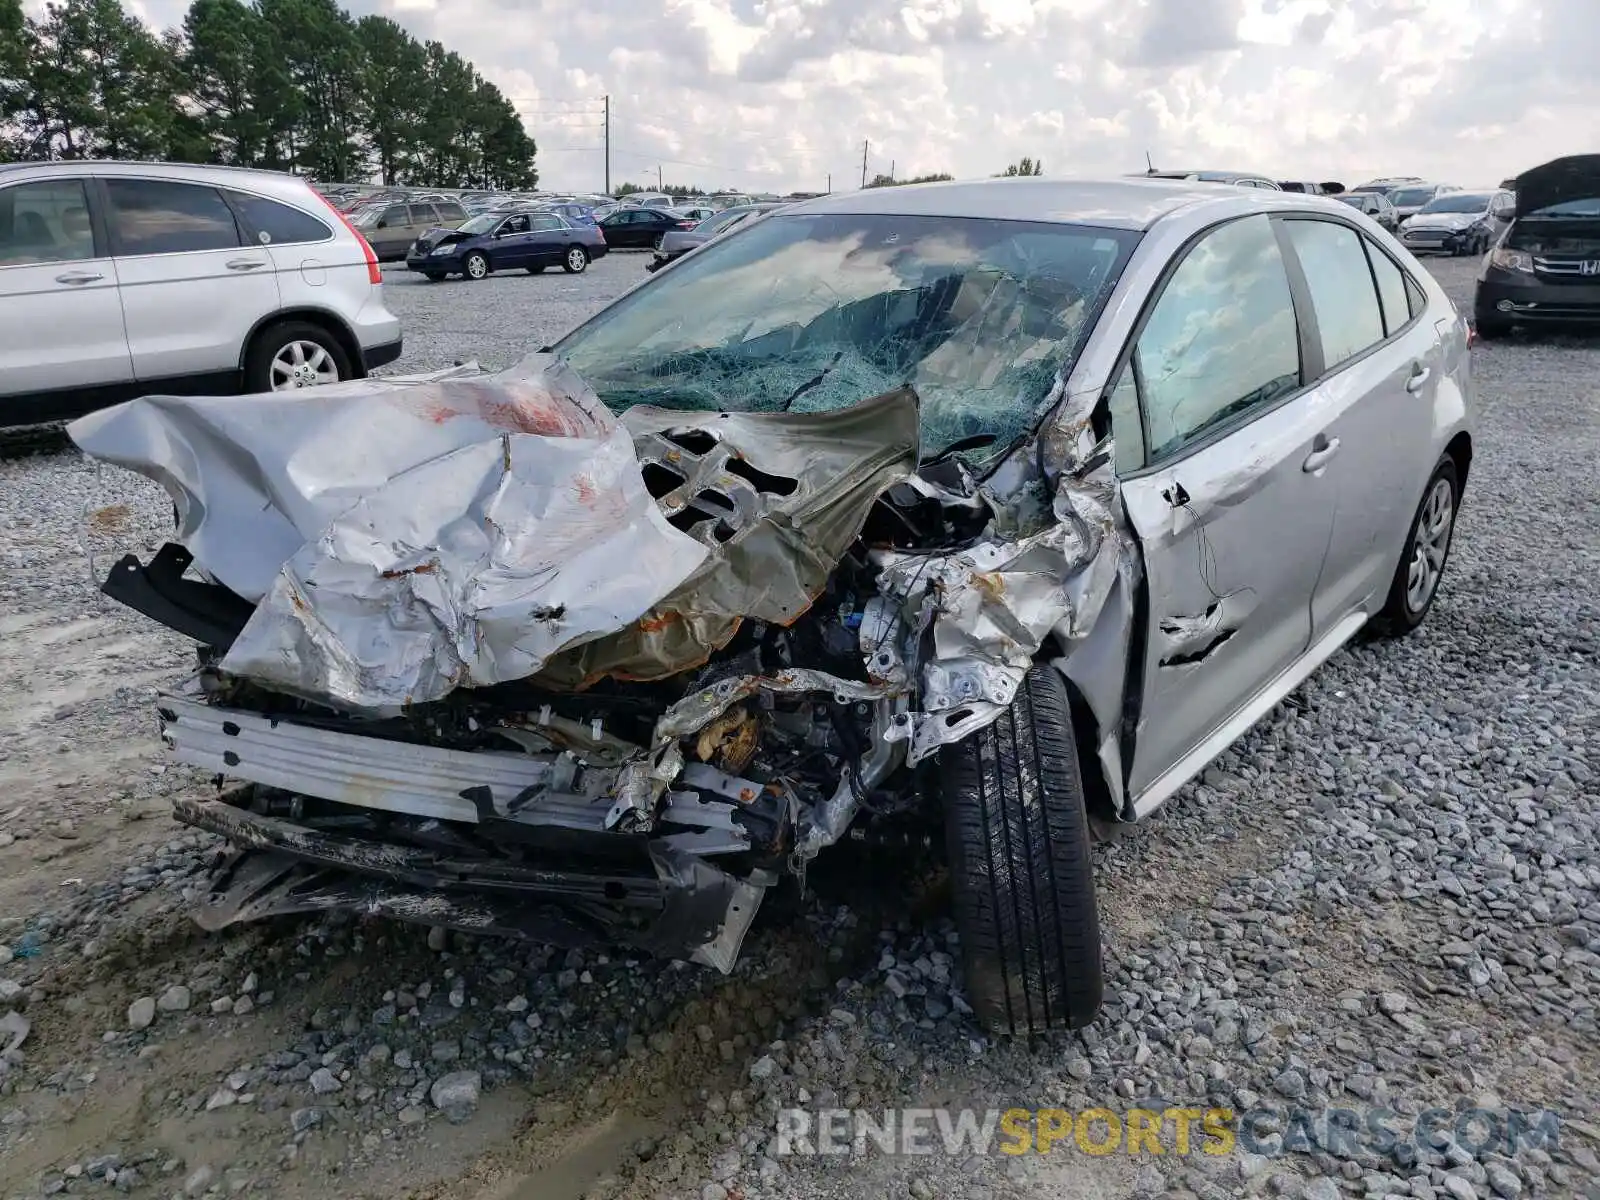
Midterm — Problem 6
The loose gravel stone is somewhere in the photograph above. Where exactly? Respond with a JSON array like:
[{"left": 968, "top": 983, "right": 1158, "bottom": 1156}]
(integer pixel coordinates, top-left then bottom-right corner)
[{"left": 126, "top": 996, "right": 155, "bottom": 1031}]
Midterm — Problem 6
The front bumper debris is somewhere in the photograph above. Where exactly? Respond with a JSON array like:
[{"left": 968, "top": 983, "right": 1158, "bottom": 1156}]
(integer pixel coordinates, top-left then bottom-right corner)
[{"left": 180, "top": 796, "right": 765, "bottom": 971}]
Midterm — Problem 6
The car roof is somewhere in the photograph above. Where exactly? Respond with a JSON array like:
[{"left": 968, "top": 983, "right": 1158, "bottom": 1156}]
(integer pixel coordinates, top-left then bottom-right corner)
[{"left": 778, "top": 177, "right": 1294, "bottom": 231}]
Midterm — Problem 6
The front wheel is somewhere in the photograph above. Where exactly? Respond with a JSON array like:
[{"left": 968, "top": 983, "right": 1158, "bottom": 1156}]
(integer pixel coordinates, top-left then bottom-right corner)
[
  {"left": 464, "top": 251, "right": 489, "bottom": 281},
  {"left": 1370, "top": 456, "right": 1460, "bottom": 637},
  {"left": 563, "top": 246, "right": 589, "bottom": 274},
  {"left": 422, "top": 271, "right": 446, "bottom": 282},
  {"left": 939, "top": 664, "right": 1103, "bottom": 1035}
]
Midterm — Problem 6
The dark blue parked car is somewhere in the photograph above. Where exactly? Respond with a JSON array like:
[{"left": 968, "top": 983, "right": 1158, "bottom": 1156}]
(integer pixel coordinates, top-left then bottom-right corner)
[{"left": 405, "top": 210, "right": 608, "bottom": 281}]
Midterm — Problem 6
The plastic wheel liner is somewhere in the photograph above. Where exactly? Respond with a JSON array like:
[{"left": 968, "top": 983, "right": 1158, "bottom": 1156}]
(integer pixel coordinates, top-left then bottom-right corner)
[{"left": 69, "top": 351, "right": 1135, "bottom": 970}]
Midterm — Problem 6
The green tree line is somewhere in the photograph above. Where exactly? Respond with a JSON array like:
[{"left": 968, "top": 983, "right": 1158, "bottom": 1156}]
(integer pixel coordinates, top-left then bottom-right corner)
[{"left": 0, "top": 0, "right": 538, "bottom": 188}]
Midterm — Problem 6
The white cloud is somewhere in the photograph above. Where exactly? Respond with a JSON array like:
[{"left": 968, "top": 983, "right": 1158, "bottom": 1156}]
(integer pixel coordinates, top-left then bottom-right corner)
[{"left": 49, "top": 0, "right": 1600, "bottom": 193}]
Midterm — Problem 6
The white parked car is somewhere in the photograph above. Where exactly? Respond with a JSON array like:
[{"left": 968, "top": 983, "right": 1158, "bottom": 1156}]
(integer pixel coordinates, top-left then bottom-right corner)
[{"left": 0, "top": 161, "right": 402, "bottom": 426}]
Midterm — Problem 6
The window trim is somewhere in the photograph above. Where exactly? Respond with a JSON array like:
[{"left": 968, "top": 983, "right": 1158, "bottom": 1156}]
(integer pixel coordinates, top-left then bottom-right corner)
[
  {"left": 221, "top": 187, "right": 335, "bottom": 250},
  {"left": 0, "top": 175, "right": 109, "bottom": 270},
  {"left": 1102, "top": 212, "right": 1312, "bottom": 478},
  {"left": 98, "top": 176, "right": 245, "bottom": 260}
]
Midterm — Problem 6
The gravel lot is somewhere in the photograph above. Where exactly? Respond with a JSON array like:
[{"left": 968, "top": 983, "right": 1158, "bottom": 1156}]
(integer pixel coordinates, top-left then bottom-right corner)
[{"left": 0, "top": 253, "right": 1597, "bottom": 1200}]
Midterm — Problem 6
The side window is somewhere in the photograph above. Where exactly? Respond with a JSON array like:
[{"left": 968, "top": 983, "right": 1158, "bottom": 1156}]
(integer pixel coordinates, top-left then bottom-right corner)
[
  {"left": 227, "top": 192, "right": 331, "bottom": 246},
  {"left": 408, "top": 204, "right": 437, "bottom": 226},
  {"left": 379, "top": 204, "right": 409, "bottom": 227},
  {"left": 437, "top": 203, "right": 466, "bottom": 222},
  {"left": 1107, "top": 362, "right": 1146, "bottom": 475},
  {"left": 1365, "top": 241, "right": 1412, "bottom": 336},
  {"left": 0, "top": 179, "right": 96, "bottom": 265},
  {"left": 1404, "top": 275, "right": 1426, "bottom": 320},
  {"left": 1284, "top": 220, "right": 1385, "bottom": 367},
  {"left": 1134, "top": 215, "right": 1301, "bottom": 462},
  {"left": 106, "top": 179, "right": 240, "bottom": 256},
  {"left": 531, "top": 215, "right": 563, "bottom": 231},
  {"left": 501, "top": 215, "right": 529, "bottom": 235}
]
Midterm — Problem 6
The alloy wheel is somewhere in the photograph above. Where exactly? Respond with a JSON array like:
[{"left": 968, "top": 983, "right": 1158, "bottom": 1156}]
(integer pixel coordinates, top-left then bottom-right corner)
[
  {"left": 1405, "top": 477, "right": 1454, "bottom": 613},
  {"left": 269, "top": 341, "right": 340, "bottom": 391}
]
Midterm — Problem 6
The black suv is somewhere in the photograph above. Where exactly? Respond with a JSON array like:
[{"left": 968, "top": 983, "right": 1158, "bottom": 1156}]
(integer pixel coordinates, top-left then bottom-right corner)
[{"left": 1475, "top": 154, "right": 1600, "bottom": 338}]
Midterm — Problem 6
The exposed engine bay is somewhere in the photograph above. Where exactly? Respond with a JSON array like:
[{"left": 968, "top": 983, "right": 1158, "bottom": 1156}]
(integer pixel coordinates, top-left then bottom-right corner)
[{"left": 69, "top": 353, "right": 1132, "bottom": 970}]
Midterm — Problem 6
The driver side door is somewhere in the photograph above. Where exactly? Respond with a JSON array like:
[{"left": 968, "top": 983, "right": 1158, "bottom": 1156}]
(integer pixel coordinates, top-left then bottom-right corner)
[
  {"left": 1112, "top": 214, "right": 1337, "bottom": 814},
  {"left": 490, "top": 214, "right": 532, "bottom": 267}
]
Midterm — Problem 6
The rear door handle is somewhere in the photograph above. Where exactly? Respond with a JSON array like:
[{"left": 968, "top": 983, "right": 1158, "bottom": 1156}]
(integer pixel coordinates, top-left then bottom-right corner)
[
  {"left": 1302, "top": 436, "right": 1341, "bottom": 473},
  {"left": 1405, "top": 364, "right": 1431, "bottom": 393},
  {"left": 55, "top": 271, "right": 103, "bottom": 285},
  {"left": 226, "top": 259, "right": 266, "bottom": 271}
]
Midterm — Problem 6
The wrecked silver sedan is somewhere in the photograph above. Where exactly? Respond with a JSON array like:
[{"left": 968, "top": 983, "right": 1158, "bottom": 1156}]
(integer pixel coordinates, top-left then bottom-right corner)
[{"left": 71, "top": 180, "right": 1474, "bottom": 1034}]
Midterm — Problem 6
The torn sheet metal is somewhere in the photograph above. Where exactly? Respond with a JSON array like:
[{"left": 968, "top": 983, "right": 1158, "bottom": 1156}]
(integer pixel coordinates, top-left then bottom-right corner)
[
  {"left": 68, "top": 356, "right": 612, "bottom": 601},
  {"left": 219, "top": 421, "right": 708, "bottom": 709},
  {"left": 873, "top": 464, "right": 1128, "bottom": 764},
  {"left": 534, "top": 387, "right": 922, "bottom": 688}
]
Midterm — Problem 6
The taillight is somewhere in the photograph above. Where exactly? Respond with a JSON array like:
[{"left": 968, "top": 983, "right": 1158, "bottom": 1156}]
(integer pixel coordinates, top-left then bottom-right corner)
[
  {"left": 315, "top": 190, "right": 382, "bottom": 285},
  {"left": 676, "top": 221, "right": 695, "bottom": 229}
]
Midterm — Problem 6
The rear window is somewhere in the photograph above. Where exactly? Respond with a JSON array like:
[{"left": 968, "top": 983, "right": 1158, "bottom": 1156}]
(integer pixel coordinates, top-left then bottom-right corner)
[
  {"left": 437, "top": 202, "right": 466, "bottom": 222},
  {"left": 227, "top": 191, "right": 332, "bottom": 246},
  {"left": 106, "top": 178, "right": 241, "bottom": 255}
]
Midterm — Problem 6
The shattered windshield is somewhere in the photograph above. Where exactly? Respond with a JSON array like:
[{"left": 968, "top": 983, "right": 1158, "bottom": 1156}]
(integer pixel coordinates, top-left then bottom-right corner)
[{"left": 553, "top": 212, "right": 1139, "bottom": 459}]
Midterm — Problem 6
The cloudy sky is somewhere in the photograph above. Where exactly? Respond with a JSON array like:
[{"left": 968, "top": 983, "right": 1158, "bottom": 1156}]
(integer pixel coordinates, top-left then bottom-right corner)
[{"left": 112, "top": 0, "right": 1600, "bottom": 194}]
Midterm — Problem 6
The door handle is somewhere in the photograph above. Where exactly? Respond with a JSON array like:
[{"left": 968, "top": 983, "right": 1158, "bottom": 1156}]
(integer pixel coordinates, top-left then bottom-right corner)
[
  {"left": 55, "top": 271, "right": 103, "bottom": 285},
  {"left": 1405, "top": 364, "right": 1431, "bottom": 393},
  {"left": 1302, "top": 436, "right": 1341, "bottom": 473},
  {"left": 226, "top": 259, "right": 266, "bottom": 270}
]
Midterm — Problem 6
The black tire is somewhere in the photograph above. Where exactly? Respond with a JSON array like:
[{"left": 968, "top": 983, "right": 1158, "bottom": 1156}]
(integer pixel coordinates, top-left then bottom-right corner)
[
  {"left": 422, "top": 271, "right": 446, "bottom": 282},
  {"left": 652, "top": 235, "right": 664, "bottom": 252},
  {"left": 939, "top": 664, "right": 1103, "bottom": 1035},
  {"left": 525, "top": 264, "right": 546, "bottom": 274},
  {"left": 562, "top": 246, "right": 589, "bottom": 274},
  {"left": 1370, "top": 456, "right": 1460, "bottom": 638},
  {"left": 243, "top": 320, "right": 353, "bottom": 394},
  {"left": 463, "top": 251, "right": 490, "bottom": 281}
]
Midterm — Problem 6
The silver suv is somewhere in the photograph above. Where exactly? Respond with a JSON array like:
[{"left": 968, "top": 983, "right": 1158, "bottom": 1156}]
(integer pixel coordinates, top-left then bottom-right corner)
[{"left": 0, "top": 161, "right": 402, "bottom": 425}]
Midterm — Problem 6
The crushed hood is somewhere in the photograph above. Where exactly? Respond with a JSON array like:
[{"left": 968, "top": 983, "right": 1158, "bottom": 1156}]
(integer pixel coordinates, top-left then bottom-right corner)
[
  {"left": 69, "top": 355, "right": 918, "bottom": 711},
  {"left": 1514, "top": 154, "right": 1600, "bottom": 219}
]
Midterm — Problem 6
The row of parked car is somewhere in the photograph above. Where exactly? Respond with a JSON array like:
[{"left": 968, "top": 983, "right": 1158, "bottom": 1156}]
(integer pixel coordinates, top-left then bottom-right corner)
[
  {"left": 390, "top": 193, "right": 798, "bottom": 282},
  {"left": 1158, "top": 159, "right": 1600, "bottom": 337},
  {"left": 5, "top": 154, "right": 1594, "bottom": 426}
]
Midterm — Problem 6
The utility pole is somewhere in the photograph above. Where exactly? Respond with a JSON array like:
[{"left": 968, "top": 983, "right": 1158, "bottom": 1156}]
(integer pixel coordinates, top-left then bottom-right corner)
[
  {"left": 603, "top": 95, "right": 610, "bottom": 195},
  {"left": 826, "top": 173, "right": 831, "bottom": 193},
  {"left": 860, "top": 140, "right": 868, "bottom": 188},
  {"left": 890, "top": 159, "right": 895, "bottom": 182},
  {"left": 656, "top": 163, "right": 663, "bottom": 191}
]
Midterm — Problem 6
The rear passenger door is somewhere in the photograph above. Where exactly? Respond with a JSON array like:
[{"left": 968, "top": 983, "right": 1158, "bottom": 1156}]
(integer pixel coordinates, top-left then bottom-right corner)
[
  {"left": 1279, "top": 218, "right": 1442, "bottom": 638},
  {"left": 1114, "top": 214, "right": 1336, "bottom": 807},
  {"left": 103, "top": 176, "right": 280, "bottom": 384}
]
